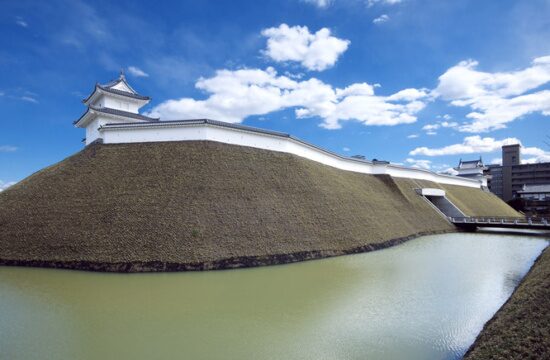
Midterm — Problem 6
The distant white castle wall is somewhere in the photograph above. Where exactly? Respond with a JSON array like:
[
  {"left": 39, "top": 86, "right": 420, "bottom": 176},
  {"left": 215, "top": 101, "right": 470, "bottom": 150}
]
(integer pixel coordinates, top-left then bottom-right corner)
[{"left": 98, "top": 120, "right": 482, "bottom": 189}]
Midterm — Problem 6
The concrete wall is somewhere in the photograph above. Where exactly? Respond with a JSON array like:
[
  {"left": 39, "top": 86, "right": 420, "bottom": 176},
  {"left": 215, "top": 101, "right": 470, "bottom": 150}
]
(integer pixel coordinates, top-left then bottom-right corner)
[
  {"left": 425, "top": 195, "right": 465, "bottom": 218},
  {"left": 503, "top": 144, "right": 520, "bottom": 166},
  {"left": 503, "top": 166, "right": 513, "bottom": 202},
  {"left": 97, "top": 122, "right": 482, "bottom": 188}
]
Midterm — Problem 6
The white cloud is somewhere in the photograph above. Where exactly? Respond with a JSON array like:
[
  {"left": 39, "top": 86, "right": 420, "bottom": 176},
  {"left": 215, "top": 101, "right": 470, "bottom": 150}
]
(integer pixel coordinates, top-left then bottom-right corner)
[
  {"left": 523, "top": 157, "right": 546, "bottom": 164},
  {"left": 301, "top": 0, "right": 332, "bottom": 8},
  {"left": 20, "top": 96, "right": 38, "bottom": 103},
  {"left": 421, "top": 120, "right": 458, "bottom": 135},
  {"left": 434, "top": 56, "right": 550, "bottom": 132},
  {"left": 440, "top": 167, "right": 458, "bottom": 176},
  {"left": 15, "top": 17, "right": 28, "bottom": 28},
  {"left": 407, "top": 134, "right": 419, "bottom": 139},
  {"left": 147, "top": 67, "right": 429, "bottom": 130},
  {"left": 373, "top": 14, "right": 390, "bottom": 24},
  {"left": 0, "top": 145, "right": 17, "bottom": 152},
  {"left": 127, "top": 66, "right": 149, "bottom": 77},
  {"left": 261, "top": 24, "right": 350, "bottom": 71},
  {"left": 422, "top": 124, "right": 439, "bottom": 131},
  {"left": 368, "top": 0, "right": 403, "bottom": 6},
  {"left": 0, "top": 90, "right": 38, "bottom": 103},
  {"left": 303, "top": 0, "right": 402, "bottom": 7},
  {"left": 409, "top": 135, "right": 521, "bottom": 156},
  {"left": 0, "top": 180, "right": 16, "bottom": 192},
  {"left": 410, "top": 136, "right": 550, "bottom": 163},
  {"left": 405, "top": 158, "right": 432, "bottom": 170},
  {"left": 386, "top": 88, "right": 428, "bottom": 101},
  {"left": 522, "top": 146, "right": 550, "bottom": 163},
  {"left": 343, "top": 147, "right": 350, "bottom": 152},
  {"left": 440, "top": 121, "right": 458, "bottom": 128},
  {"left": 147, "top": 67, "right": 296, "bottom": 123},
  {"left": 490, "top": 158, "right": 502, "bottom": 165}
]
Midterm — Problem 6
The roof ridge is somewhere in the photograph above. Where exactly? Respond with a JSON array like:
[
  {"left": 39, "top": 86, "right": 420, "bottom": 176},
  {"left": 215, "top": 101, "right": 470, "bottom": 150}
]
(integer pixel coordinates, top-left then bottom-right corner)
[
  {"left": 88, "top": 105, "right": 159, "bottom": 121},
  {"left": 95, "top": 85, "right": 151, "bottom": 101},
  {"left": 100, "top": 73, "right": 137, "bottom": 93},
  {"left": 102, "top": 118, "right": 292, "bottom": 138}
]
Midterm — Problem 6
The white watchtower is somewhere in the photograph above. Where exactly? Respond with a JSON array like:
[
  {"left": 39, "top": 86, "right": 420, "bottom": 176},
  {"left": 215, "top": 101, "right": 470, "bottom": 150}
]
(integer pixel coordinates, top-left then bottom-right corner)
[
  {"left": 74, "top": 72, "right": 158, "bottom": 145},
  {"left": 454, "top": 158, "right": 489, "bottom": 187}
]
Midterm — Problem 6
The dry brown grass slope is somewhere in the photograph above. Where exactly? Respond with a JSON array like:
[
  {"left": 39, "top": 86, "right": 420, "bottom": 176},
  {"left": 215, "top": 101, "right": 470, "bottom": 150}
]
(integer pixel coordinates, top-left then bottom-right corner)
[{"left": 0, "top": 141, "right": 518, "bottom": 271}]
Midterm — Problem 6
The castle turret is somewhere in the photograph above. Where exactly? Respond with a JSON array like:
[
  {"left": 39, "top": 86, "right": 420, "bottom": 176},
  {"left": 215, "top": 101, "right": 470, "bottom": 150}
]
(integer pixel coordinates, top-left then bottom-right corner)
[
  {"left": 454, "top": 157, "right": 489, "bottom": 187},
  {"left": 74, "top": 71, "right": 158, "bottom": 145}
]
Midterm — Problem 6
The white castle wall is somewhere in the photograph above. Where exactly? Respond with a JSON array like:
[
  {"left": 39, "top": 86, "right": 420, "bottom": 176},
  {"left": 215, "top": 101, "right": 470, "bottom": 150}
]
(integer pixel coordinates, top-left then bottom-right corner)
[
  {"left": 85, "top": 119, "right": 104, "bottom": 144},
  {"left": 99, "top": 96, "right": 138, "bottom": 113},
  {"left": 97, "top": 122, "right": 481, "bottom": 189},
  {"left": 85, "top": 116, "right": 137, "bottom": 145}
]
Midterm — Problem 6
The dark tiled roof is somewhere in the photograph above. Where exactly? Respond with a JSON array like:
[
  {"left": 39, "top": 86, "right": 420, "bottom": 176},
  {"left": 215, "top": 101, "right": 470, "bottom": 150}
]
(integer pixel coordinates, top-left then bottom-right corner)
[
  {"left": 101, "top": 77, "right": 124, "bottom": 88},
  {"left": 74, "top": 109, "right": 90, "bottom": 125},
  {"left": 102, "top": 118, "right": 292, "bottom": 138},
  {"left": 96, "top": 85, "right": 151, "bottom": 101},
  {"left": 74, "top": 106, "right": 159, "bottom": 125},
  {"left": 100, "top": 74, "right": 137, "bottom": 93},
  {"left": 89, "top": 106, "right": 159, "bottom": 121},
  {"left": 461, "top": 160, "right": 482, "bottom": 164},
  {"left": 82, "top": 74, "right": 150, "bottom": 103},
  {"left": 457, "top": 158, "right": 484, "bottom": 169}
]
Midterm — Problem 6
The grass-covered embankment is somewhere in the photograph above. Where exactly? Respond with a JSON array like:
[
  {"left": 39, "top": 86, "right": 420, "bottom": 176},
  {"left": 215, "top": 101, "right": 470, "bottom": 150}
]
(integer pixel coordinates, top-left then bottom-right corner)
[
  {"left": 464, "top": 244, "right": 550, "bottom": 359},
  {"left": 0, "top": 141, "right": 518, "bottom": 272}
]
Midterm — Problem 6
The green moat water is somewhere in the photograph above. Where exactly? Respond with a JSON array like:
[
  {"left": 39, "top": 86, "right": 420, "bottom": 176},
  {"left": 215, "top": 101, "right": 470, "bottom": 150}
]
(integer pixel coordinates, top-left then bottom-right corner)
[{"left": 0, "top": 233, "right": 547, "bottom": 360}]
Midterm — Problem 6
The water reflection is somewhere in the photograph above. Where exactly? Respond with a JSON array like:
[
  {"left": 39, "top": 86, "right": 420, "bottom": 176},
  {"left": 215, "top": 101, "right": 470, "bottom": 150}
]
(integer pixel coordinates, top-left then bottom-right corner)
[{"left": 0, "top": 233, "right": 547, "bottom": 360}]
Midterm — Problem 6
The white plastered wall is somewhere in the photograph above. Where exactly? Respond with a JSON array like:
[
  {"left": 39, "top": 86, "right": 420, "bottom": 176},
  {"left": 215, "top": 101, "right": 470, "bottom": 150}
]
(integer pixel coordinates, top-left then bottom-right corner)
[
  {"left": 98, "top": 123, "right": 482, "bottom": 188},
  {"left": 97, "top": 96, "right": 139, "bottom": 113}
]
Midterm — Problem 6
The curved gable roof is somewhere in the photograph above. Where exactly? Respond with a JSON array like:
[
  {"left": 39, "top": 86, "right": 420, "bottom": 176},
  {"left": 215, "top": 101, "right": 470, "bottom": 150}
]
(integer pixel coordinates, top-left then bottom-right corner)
[
  {"left": 82, "top": 74, "right": 150, "bottom": 104},
  {"left": 100, "top": 74, "right": 137, "bottom": 93}
]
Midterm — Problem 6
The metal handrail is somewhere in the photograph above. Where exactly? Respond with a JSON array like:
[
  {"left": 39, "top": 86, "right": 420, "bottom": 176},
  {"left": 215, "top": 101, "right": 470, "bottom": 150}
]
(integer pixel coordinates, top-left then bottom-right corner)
[{"left": 449, "top": 216, "right": 548, "bottom": 225}]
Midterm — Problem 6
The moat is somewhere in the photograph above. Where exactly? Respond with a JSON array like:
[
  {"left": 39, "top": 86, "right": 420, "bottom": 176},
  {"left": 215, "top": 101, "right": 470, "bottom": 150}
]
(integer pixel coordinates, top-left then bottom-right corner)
[{"left": 0, "top": 232, "right": 547, "bottom": 360}]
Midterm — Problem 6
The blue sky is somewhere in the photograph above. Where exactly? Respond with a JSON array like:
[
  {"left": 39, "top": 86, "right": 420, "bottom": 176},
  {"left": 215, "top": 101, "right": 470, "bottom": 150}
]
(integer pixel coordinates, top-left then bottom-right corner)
[{"left": 1, "top": 0, "right": 550, "bottom": 190}]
